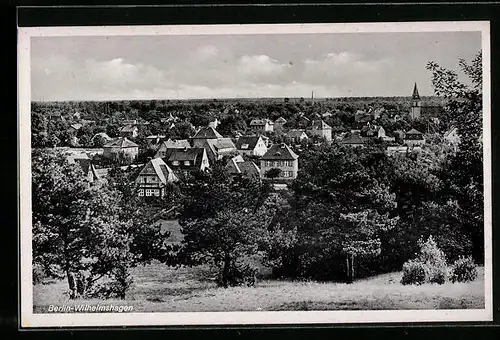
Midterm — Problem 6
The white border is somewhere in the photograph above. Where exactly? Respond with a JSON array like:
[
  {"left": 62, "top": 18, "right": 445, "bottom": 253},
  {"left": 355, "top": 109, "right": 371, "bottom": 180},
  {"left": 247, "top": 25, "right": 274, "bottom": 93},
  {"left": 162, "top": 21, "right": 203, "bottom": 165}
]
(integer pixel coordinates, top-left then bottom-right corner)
[{"left": 18, "top": 21, "right": 492, "bottom": 328}]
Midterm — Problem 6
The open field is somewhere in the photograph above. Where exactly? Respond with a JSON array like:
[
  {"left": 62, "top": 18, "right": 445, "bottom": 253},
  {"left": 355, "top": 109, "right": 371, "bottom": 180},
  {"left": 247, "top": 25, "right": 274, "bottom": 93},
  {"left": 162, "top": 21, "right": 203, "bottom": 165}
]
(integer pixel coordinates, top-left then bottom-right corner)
[{"left": 33, "top": 261, "right": 485, "bottom": 313}]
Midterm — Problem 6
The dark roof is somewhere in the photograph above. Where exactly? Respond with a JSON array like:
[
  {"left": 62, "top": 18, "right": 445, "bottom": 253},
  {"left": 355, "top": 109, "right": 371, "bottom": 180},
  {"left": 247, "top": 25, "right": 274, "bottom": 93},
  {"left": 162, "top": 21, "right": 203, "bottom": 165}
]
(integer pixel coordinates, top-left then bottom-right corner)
[
  {"left": 261, "top": 143, "right": 298, "bottom": 160},
  {"left": 203, "top": 138, "right": 237, "bottom": 159},
  {"left": 226, "top": 156, "right": 260, "bottom": 178},
  {"left": 162, "top": 147, "right": 207, "bottom": 170},
  {"left": 235, "top": 136, "right": 261, "bottom": 150},
  {"left": 404, "top": 128, "right": 425, "bottom": 140},
  {"left": 341, "top": 133, "right": 367, "bottom": 145},
  {"left": 237, "top": 161, "right": 261, "bottom": 178},
  {"left": 192, "top": 126, "right": 223, "bottom": 139},
  {"left": 104, "top": 137, "right": 139, "bottom": 148},
  {"left": 137, "top": 158, "right": 177, "bottom": 184},
  {"left": 412, "top": 82, "right": 420, "bottom": 99},
  {"left": 406, "top": 128, "right": 423, "bottom": 135}
]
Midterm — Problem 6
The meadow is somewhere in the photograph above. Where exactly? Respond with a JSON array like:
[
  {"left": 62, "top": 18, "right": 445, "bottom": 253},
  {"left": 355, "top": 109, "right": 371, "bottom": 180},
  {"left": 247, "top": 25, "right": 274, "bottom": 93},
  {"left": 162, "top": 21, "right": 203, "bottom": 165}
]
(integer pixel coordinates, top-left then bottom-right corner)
[{"left": 33, "top": 261, "right": 484, "bottom": 313}]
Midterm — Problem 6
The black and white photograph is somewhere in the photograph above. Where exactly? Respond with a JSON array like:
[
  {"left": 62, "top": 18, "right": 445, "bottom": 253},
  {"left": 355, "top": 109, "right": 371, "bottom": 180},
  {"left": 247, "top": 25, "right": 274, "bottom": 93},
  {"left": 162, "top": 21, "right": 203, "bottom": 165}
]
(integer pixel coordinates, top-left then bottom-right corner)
[{"left": 18, "top": 22, "right": 492, "bottom": 327}]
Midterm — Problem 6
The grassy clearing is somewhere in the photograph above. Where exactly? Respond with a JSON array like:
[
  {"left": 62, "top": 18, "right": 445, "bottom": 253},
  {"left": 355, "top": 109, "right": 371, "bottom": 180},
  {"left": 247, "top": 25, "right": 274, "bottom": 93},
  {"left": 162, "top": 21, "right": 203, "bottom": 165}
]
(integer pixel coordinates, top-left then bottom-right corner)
[{"left": 33, "top": 261, "right": 485, "bottom": 313}]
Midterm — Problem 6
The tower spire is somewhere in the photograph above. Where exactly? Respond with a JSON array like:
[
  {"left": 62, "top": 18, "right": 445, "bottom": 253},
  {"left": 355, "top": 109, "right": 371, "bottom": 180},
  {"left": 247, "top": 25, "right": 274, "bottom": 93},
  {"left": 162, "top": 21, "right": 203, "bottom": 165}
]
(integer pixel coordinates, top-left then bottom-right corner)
[{"left": 412, "top": 82, "right": 420, "bottom": 99}]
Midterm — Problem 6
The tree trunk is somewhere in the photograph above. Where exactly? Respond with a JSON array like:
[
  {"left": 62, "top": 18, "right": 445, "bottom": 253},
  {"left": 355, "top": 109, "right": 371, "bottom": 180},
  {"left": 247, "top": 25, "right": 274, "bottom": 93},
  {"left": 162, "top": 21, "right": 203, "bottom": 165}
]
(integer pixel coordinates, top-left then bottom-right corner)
[
  {"left": 221, "top": 253, "right": 231, "bottom": 288},
  {"left": 346, "top": 254, "right": 355, "bottom": 284},
  {"left": 351, "top": 254, "right": 355, "bottom": 283},
  {"left": 67, "top": 270, "right": 77, "bottom": 299},
  {"left": 75, "top": 271, "right": 85, "bottom": 296}
]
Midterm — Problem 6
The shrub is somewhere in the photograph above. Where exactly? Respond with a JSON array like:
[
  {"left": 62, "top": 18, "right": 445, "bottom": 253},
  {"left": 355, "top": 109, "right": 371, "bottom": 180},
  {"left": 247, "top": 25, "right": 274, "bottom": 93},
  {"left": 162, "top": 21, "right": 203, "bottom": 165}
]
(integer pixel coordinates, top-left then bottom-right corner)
[
  {"left": 401, "top": 259, "right": 427, "bottom": 285},
  {"left": 217, "top": 259, "right": 258, "bottom": 287},
  {"left": 401, "top": 236, "right": 448, "bottom": 285},
  {"left": 32, "top": 262, "right": 46, "bottom": 284},
  {"left": 449, "top": 256, "right": 477, "bottom": 283}
]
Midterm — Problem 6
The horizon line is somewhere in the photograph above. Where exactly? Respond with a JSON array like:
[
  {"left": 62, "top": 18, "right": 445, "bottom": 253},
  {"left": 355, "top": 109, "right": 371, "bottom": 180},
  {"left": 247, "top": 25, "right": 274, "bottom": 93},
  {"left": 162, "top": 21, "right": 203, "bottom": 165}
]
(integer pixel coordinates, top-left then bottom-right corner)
[{"left": 31, "top": 94, "right": 442, "bottom": 103}]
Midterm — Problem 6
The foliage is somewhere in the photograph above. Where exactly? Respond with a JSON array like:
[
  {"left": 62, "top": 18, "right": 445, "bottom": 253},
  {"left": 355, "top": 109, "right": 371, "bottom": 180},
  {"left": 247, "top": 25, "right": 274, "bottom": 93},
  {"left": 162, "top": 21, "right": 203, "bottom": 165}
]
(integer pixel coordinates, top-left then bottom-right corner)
[
  {"left": 265, "top": 168, "right": 282, "bottom": 179},
  {"left": 401, "top": 236, "right": 447, "bottom": 285},
  {"left": 427, "top": 51, "right": 484, "bottom": 263},
  {"left": 31, "top": 149, "right": 169, "bottom": 299},
  {"left": 449, "top": 256, "right": 478, "bottom": 283},
  {"left": 176, "top": 165, "right": 277, "bottom": 287},
  {"left": 401, "top": 259, "right": 427, "bottom": 285}
]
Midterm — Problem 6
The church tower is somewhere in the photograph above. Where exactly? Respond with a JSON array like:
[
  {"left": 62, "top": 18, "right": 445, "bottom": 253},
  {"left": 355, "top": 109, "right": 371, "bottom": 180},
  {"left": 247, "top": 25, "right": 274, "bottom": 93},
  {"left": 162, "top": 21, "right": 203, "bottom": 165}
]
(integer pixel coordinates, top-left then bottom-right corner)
[{"left": 410, "top": 82, "right": 422, "bottom": 119}]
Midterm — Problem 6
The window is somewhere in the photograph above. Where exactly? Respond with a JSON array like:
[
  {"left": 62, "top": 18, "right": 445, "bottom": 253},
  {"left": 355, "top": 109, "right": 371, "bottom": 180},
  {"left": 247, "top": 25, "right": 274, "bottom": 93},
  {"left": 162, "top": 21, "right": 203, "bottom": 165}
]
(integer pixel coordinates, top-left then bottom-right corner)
[
  {"left": 285, "top": 161, "right": 293, "bottom": 167},
  {"left": 138, "top": 189, "right": 144, "bottom": 197},
  {"left": 145, "top": 189, "right": 153, "bottom": 197},
  {"left": 172, "top": 161, "right": 179, "bottom": 166},
  {"left": 154, "top": 189, "right": 160, "bottom": 197},
  {"left": 279, "top": 161, "right": 284, "bottom": 167},
  {"left": 274, "top": 161, "right": 280, "bottom": 167},
  {"left": 184, "top": 161, "right": 191, "bottom": 166}
]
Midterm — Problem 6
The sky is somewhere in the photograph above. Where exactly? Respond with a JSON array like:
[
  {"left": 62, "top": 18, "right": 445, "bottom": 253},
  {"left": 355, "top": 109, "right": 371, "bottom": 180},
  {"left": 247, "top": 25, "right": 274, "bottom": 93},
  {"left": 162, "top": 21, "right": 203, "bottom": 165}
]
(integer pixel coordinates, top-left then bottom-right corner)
[{"left": 30, "top": 31, "right": 482, "bottom": 101}]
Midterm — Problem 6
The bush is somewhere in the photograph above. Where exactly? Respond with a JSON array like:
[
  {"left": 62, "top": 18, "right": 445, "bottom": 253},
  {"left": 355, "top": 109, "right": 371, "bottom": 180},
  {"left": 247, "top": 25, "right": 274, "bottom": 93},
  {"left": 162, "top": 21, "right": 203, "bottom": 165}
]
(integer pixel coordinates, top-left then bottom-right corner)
[
  {"left": 401, "top": 259, "right": 427, "bottom": 285},
  {"left": 449, "top": 256, "right": 477, "bottom": 283},
  {"left": 401, "top": 236, "right": 448, "bottom": 285}
]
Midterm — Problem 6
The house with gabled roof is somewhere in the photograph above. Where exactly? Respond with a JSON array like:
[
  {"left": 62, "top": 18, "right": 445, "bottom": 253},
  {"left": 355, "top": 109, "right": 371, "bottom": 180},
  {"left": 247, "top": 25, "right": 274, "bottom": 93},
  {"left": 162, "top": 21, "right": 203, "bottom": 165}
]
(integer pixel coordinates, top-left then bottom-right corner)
[
  {"left": 155, "top": 139, "right": 192, "bottom": 158},
  {"left": 286, "top": 129, "right": 309, "bottom": 144},
  {"left": 103, "top": 137, "right": 139, "bottom": 161},
  {"left": 135, "top": 158, "right": 178, "bottom": 197},
  {"left": 161, "top": 147, "right": 210, "bottom": 175},
  {"left": 225, "top": 155, "right": 261, "bottom": 180},
  {"left": 361, "top": 124, "right": 386, "bottom": 140},
  {"left": 340, "top": 132, "right": 367, "bottom": 148},
  {"left": 250, "top": 119, "right": 274, "bottom": 132},
  {"left": 403, "top": 128, "right": 426, "bottom": 146},
  {"left": 202, "top": 138, "right": 237, "bottom": 162},
  {"left": 119, "top": 125, "right": 139, "bottom": 138},
  {"left": 307, "top": 119, "right": 332, "bottom": 142},
  {"left": 235, "top": 135, "right": 268, "bottom": 157},
  {"left": 260, "top": 143, "right": 299, "bottom": 181},
  {"left": 191, "top": 126, "right": 223, "bottom": 147}
]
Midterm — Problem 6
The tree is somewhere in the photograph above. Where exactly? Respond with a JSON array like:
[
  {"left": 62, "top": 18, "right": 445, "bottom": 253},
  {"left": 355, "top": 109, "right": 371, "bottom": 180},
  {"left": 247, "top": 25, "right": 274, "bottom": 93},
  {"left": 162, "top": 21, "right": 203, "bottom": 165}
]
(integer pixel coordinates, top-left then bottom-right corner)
[
  {"left": 287, "top": 144, "right": 398, "bottom": 282},
  {"left": 32, "top": 149, "right": 134, "bottom": 299},
  {"left": 177, "top": 166, "right": 273, "bottom": 287},
  {"left": 426, "top": 50, "right": 484, "bottom": 263}
]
